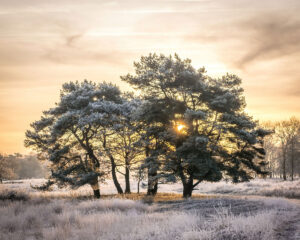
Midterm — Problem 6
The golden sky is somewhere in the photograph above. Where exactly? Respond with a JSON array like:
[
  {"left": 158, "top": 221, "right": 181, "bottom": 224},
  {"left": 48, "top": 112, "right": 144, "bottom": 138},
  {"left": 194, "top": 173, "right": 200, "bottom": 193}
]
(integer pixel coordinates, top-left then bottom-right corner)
[{"left": 1, "top": 0, "right": 300, "bottom": 154}]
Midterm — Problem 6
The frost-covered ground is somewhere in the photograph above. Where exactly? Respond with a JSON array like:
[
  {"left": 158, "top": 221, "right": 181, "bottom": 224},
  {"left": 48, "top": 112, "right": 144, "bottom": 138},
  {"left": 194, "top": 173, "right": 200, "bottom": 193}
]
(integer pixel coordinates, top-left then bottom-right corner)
[
  {"left": 192, "top": 178, "right": 300, "bottom": 199},
  {"left": 2, "top": 178, "right": 300, "bottom": 199},
  {"left": 0, "top": 178, "right": 300, "bottom": 240},
  {"left": 0, "top": 192, "right": 299, "bottom": 240}
]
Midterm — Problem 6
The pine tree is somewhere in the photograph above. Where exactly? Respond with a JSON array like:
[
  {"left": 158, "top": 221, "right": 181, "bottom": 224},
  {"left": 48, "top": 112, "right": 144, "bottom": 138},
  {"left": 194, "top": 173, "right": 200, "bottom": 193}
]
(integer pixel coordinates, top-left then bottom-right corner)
[
  {"left": 122, "top": 53, "right": 271, "bottom": 197},
  {"left": 25, "top": 80, "right": 144, "bottom": 197},
  {"left": 25, "top": 80, "right": 123, "bottom": 198}
]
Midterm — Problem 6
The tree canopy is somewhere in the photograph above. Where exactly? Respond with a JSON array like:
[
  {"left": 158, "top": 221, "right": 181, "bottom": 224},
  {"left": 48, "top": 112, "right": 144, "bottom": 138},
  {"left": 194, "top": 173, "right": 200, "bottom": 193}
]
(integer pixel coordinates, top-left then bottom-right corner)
[{"left": 122, "top": 53, "right": 270, "bottom": 197}]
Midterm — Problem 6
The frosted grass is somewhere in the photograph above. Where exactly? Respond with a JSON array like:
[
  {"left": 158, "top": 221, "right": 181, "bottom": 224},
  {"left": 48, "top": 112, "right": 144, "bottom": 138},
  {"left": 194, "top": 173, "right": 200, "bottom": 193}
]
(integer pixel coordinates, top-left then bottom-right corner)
[
  {"left": 0, "top": 197, "right": 290, "bottom": 240},
  {"left": 2, "top": 178, "right": 299, "bottom": 199}
]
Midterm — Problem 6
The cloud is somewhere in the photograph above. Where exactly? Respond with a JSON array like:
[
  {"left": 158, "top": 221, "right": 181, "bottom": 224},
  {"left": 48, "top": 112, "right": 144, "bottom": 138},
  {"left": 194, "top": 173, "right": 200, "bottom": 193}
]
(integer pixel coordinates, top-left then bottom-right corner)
[
  {"left": 236, "top": 14, "right": 300, "bottom": 68},
  {"left": 64, "top": 33, "right": 84, "bottom": 47}
]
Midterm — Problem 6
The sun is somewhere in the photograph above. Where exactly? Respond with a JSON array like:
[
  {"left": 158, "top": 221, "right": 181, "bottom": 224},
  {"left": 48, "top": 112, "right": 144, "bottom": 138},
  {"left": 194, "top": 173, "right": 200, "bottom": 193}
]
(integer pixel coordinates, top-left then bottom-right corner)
[{"left": 177, "top": 124, "right": 185, "bottom": 132}]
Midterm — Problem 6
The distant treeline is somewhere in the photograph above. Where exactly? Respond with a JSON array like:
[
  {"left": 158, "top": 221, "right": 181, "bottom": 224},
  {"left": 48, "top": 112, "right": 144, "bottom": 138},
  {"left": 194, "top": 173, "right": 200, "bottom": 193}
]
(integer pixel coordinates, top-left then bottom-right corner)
[
  {"left": 263, "top": 117, "right": 300, "bottom": 180},
  {"left": 0, "top": 153, "right": 47, "bottom": 181}
]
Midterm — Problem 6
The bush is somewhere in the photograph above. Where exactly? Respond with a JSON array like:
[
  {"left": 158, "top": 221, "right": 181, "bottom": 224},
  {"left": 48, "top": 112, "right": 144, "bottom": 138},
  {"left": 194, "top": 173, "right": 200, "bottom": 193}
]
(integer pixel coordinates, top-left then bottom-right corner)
[{"left": 0, "top": 190, "right": 30, "bottom": 201}]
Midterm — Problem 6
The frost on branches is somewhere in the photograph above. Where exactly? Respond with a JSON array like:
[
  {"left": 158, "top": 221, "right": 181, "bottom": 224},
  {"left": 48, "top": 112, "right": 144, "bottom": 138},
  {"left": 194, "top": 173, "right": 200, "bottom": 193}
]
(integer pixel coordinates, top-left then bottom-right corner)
[
  {"left": 122, "top": 53, "right": 271, "bottom": 198},
  {"left": 25, "top": 81, "right": 141, "bottom": 198}
]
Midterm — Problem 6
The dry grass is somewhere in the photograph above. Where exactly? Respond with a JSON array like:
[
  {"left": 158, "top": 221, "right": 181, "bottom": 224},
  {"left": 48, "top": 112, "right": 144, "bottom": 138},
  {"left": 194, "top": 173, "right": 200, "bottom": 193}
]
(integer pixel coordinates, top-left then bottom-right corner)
[
  {"left": 0, "top": 185, "right": 298, "bottom": 240},
  {"left": 194, "top": 179, "right": 300, "bottom": 199},
  {"left": 1, "top": 179, "right": 300, "bottom": 239},
  {"left": 0, "top": 186, "right": 213, "bottom": 203},
  {"left": 0, "top": 194, "right": 295, "bottom": 240},
  {"left": 2, "top": 178, "right": 300, "bottom": 200},
  {"left": 103, "top": 192, "right": 214, "bottom": 203}
]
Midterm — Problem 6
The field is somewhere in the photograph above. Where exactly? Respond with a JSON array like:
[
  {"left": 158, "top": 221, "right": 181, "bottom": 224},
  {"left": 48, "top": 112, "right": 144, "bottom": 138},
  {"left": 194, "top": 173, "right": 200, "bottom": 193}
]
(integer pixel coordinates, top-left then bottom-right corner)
[{"left": 0, "top": 179, "right": 300, "bottom": 240}]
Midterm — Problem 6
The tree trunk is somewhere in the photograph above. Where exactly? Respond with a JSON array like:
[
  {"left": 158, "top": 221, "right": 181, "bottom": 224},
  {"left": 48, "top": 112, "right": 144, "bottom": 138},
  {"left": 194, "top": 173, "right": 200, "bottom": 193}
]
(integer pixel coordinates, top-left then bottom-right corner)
[
  {"left": 103, "top": 135, "right": 123, "bottom": 194},
  {"left": 181, "top": 173, "right": 194, "bottom": 198},
  {"left": 90, "top": 178, "right": 100, "bottom": 199},
  {"left": 145, "top": 146, "right": 158, "bottom": 196},
  {"left": 283, "top": 147, "right": 287, "bottom": 181},
  {"left": 291, "top": 141, "right": 294, "bottom": 181},
  {"left": 87, "top": 149, "right": 100, "bottom": 168},
  {"left": 178, "top": 164, "right": 194, "bottom": 198},
  {"left": 147, "top": 177, "right": 158, "bottom": 195},
  {"left": 110, "top": 155, "right": 123, "bottom": 194},
  {"left": 125, "top": 160, "right": 131, "bottom": 194},
  {"left": 137, "top": 178, "right": 140, "bottom": 194},
  {"left": 137, "top": 167, "right": 142, "bottom": 194},
  {"left": 183, "top": 181, "right": 193, "bottom": 198},
  {"left": 147, "top": 169, "right": 158, "bottom": 195},
  {"left": 283, "top": 156, "right": 287, "bottom": 181}
]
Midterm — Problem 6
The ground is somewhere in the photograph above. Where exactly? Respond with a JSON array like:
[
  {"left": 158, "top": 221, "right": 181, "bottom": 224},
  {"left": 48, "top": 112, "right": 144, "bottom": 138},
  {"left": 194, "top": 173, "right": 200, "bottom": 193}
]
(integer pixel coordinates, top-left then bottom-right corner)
[{"left": 0, "top": 178, "right": 299, "bottom": 240}]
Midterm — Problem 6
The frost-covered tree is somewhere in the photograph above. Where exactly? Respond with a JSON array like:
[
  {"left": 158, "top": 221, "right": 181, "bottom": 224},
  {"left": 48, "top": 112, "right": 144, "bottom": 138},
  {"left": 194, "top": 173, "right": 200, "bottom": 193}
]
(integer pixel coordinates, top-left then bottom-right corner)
[
  {"left": 260, "top": 122, "right": 280, "bottom": 178},
  {"left": 108, "top": 97, "right": 143, "bottom": 194},
  {"left": 25, "top": 80, "right": 145, "bottom": 197},
  {"left": 122, "top": 53, "right": 270, "bottom": 197},
  {"left": 25, "top": 81, "right": 123, "bottom": 198},
  {"left": 260, "top": 119, "right": 300, "bottom": 180},
  {"left": 275, "top": 117, "right": 300, "bottom": 180},
  {"left": 96, "top": 95, "right": 143, "bottom": 194}
]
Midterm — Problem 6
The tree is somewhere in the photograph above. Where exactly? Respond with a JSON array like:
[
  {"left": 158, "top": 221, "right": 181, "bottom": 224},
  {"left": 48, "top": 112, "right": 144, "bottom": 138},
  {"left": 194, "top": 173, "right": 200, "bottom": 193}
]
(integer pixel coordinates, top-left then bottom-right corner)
[
  {"left": 122, "top": 53, "right": 270, "bottom": 197},
  {"left": 133, "top": 164, "right": 147, "bottom": 194},
  {"left": 275, "top": 117, "right": 300, "bottom": 180},
  {"left": 25, "top": 80, "right": 145, "bottom": 197},
  {"left": 3, "top": 153, "right": 46, "bottom": 179},
  {"left": 110, "top": 97, "right": 143, "bottom": 194},
  {"left": 25, "top": 81, "right": 123, "bottom": 198},
  {"left": 0, "top": 154, "right": 16, "bottom": 182},
  {"left": 260, "top": 122, "right": 280, "bottom": 178},
  {"left": 130, "top": 100, "right": 171, "bottom": 195},
  {"left": 98, "top": 96, "right": 143, "bottom": 194}
]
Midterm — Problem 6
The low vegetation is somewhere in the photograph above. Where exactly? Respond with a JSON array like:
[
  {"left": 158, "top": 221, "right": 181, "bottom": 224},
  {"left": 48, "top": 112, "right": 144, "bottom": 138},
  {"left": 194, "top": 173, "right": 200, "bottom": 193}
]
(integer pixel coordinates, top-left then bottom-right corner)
[{"left": 0, "top": 188, "right": 297, "bottom": 240}]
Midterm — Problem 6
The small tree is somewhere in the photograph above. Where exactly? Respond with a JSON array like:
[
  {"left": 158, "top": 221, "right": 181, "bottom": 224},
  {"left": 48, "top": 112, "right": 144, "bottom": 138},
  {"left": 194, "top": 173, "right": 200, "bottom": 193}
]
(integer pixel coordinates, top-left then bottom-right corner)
[
  {"left": 111, "top": 98, "right": 143, "bottom": 194},
  {"left": 133, "top": 165, "right": 147, "bottom": 194},
  {"left": 98, "top": 96, "right": 144, "bottom": 194}
]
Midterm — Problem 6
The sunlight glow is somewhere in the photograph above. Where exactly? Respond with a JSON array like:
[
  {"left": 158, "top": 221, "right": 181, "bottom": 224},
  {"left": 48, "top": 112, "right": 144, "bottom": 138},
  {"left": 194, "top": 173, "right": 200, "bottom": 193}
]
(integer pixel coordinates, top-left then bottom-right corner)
[{"left": 177, "top": 124, "right": 185, "bottom": 132}]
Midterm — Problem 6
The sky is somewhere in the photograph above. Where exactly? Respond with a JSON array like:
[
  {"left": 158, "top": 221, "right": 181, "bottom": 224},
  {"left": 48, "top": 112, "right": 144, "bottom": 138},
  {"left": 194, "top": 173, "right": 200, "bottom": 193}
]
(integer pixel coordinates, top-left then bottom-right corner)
[{"left": 0, "top": 0, "right": 300, "bottom": 154}]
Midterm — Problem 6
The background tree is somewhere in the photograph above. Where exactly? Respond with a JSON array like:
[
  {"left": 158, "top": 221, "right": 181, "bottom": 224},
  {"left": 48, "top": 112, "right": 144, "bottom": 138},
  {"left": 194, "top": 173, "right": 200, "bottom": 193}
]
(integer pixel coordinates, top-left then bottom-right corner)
[
  {"left": 122, "top": 53, "right": 270, "bottom": 197},
  {"left": 0, "top": 154, "right": 16, "bottom": 182},
  {"left": 5, "top": 153, "right": 46, "bottom": 179},
  {"left": 0, "top": 153, "right": 46, "bottom": 182},
  {"left": 259, "top": 118, "right": 300, "bottom": 180},
  {"left": 275, "top": 117, "right": 300, "bottom": 180},
  {"left": 260, "top": 122, "right": 280, "bottom": 178}
]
